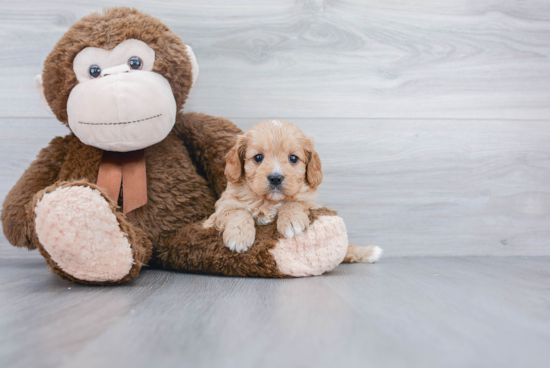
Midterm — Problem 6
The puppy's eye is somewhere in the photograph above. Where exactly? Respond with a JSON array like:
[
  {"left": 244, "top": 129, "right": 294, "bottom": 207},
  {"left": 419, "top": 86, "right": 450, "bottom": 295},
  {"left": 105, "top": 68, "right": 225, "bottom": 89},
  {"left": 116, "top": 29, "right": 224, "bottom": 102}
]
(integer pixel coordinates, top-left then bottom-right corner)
[
  {"left": 128, "top": 56, "right": 143, "bottom": 70},
  {"left": 253, "top": 154, "right": 264, "bottom": 163},
  {"left": 289, "top": 155, "right": 299, "bottom": 164},
  {"left": 89, "top": 65, "right": 101, "bottom": 78}
]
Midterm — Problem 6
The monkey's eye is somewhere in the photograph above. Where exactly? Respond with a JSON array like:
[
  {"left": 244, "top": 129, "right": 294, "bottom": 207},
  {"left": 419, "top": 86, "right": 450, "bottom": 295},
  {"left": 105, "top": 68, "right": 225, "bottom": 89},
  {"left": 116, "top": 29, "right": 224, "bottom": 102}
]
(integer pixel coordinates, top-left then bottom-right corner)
[
  {"left": 253, "top": 154, "right": 264, "bottom": 163},
  {"left": 289, "top": 155, "right": 299, "bottom": 164},
  {"left": 128, "top": 56, "right": 143, "bottom": 70},
  {"left": 89, "top": 65, "right": 101, "bottom": 78}
]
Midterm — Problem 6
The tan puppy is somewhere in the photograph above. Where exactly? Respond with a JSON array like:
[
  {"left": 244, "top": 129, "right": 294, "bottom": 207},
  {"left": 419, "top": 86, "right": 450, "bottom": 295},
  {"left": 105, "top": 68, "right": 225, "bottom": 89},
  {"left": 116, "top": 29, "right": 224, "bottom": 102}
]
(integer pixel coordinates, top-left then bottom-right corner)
[{"left": 204, "top": 119, "right": 382, "bottom": 263}]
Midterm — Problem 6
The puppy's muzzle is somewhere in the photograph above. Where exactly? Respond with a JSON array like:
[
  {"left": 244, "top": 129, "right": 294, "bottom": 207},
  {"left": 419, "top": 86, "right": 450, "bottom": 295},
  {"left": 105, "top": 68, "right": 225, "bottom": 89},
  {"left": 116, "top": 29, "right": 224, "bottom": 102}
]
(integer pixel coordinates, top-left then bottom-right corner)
[{"left": 268, "top": 174, "right": 284, "bottom": 189}]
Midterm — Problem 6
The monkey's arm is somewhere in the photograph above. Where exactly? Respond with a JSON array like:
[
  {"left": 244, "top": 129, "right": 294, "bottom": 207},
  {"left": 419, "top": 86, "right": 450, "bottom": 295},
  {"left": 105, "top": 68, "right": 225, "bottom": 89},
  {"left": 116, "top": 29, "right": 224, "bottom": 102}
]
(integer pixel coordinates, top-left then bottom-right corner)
[
  {"left": 1, "top": 136, "right": 69, "bottom": 250},
  {"left": 172, "top": 112, "right": 242, "bottom": 197}
]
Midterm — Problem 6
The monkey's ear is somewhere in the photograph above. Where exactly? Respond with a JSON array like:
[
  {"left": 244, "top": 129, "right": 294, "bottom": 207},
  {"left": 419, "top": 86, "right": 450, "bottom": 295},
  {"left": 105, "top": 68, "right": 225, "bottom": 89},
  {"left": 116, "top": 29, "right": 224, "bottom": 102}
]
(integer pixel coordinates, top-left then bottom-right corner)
[
  {"left": 35, "top": 75, "right": 54, "bottom": 115},
  {"left": 185, "top": 45, "right": 199, "bottom": 86}
]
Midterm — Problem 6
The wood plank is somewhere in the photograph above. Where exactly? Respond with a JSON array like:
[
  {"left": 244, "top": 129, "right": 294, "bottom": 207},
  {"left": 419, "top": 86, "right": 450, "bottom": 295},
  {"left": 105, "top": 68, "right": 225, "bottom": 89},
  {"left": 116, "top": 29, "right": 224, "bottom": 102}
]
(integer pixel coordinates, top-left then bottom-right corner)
[
  {"left": 0, "top": 1, "right": 550, "bottom": 119},
  {"left": 1, "top": 256, "right": 549, "bottom": 368},
  {"left": 1, "top": 117, "right": 549, "bottom": 258}
]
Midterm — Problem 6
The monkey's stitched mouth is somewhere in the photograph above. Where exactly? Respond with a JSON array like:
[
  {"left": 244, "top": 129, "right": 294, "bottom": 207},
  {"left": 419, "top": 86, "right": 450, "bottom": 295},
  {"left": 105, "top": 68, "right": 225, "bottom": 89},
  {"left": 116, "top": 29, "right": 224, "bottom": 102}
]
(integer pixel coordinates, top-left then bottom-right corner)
[{"left": 78, "top": 113, "right": 162, "bottom": 126}]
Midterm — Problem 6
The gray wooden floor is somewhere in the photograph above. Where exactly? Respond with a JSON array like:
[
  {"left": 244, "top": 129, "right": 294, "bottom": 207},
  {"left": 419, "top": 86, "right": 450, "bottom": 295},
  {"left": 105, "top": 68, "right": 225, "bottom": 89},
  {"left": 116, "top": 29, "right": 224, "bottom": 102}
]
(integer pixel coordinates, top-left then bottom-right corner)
[
  {"left": 1, "top": 254, "right": 549, "bottom": 368},
  {"left": 1, "top": 1, "right": 549, "bottom": 367}
]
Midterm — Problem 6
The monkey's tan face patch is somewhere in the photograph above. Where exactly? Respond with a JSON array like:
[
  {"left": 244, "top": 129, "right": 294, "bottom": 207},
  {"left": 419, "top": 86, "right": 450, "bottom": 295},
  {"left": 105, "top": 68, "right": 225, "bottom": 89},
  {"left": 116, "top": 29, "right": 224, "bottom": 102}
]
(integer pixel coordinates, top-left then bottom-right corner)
[{"left": 67, "top": 39, "right": 177, "bottom": 152}]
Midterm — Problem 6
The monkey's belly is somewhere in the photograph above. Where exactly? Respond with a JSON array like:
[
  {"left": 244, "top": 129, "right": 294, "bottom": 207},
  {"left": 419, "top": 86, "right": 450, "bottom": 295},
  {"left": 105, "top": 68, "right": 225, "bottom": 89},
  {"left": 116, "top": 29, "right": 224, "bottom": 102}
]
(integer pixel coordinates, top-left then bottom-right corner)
[
  {"left": 56, "top": 134, "right": 218, "bottom": 245},
  {"left": 124, "top": 136, "right": 218, "bottom": 241}
]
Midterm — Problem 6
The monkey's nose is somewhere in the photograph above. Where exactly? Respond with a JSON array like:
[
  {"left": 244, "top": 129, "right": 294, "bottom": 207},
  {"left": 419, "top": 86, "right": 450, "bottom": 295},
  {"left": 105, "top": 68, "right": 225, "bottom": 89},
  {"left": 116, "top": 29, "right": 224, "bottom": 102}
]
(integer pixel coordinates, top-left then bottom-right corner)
[
  {"left": 268, "top": 174, "right": 284, "bottom": 187},
  {"left": 101, "top": 64, "right": 131, "bottom": 77}
]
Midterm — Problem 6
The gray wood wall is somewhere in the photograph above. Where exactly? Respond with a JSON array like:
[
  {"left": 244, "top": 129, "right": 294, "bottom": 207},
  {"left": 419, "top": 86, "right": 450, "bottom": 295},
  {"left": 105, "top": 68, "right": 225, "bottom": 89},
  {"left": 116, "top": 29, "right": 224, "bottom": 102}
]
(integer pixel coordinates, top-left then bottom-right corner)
[{"left": 1, "top": 0, "right": 549, "bottom": 257}]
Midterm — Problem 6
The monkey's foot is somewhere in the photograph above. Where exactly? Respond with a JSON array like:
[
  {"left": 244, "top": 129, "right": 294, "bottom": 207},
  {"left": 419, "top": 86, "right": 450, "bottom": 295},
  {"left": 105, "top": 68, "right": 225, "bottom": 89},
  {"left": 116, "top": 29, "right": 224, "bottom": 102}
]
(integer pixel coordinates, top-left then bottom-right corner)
[
  {"left": 270, "top": 215, "right": 349, "bottom": 277},
  {"left": 34, "top": 184, "right": 142, "bottom": 284}
]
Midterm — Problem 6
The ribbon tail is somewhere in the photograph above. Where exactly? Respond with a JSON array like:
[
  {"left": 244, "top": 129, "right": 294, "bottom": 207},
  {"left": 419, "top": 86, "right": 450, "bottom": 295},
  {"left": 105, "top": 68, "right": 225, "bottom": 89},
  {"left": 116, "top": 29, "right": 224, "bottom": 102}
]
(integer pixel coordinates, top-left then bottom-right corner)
[
  {"left": 121, "top": 149, "right": 148, "bottom": 214},
  {"left": 97, "top": 151, "right": 122, "bottom": 204}
]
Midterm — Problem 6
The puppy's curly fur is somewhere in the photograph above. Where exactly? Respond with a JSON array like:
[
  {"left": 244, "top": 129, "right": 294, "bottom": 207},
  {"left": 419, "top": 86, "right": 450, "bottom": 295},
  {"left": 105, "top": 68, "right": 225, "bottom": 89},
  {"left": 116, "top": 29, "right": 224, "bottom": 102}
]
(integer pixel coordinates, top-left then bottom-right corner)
[{"left": 204, "top": 120, "right": 323, "bottom": 252}]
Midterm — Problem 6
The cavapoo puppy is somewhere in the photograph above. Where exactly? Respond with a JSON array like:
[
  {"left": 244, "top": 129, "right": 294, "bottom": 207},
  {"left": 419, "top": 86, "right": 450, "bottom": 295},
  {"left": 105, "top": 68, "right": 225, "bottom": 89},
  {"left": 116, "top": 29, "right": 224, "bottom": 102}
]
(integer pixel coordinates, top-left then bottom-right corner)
[{"left": 204, "top": 119, "right": 382, "bottom": 263}]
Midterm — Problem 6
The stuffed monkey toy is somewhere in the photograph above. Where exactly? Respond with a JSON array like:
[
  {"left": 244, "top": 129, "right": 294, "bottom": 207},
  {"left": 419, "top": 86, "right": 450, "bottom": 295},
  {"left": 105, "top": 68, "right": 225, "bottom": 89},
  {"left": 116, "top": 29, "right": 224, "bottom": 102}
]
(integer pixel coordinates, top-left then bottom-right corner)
[{"left": 1, "top": 8, "right": 353, "bottom": 285}]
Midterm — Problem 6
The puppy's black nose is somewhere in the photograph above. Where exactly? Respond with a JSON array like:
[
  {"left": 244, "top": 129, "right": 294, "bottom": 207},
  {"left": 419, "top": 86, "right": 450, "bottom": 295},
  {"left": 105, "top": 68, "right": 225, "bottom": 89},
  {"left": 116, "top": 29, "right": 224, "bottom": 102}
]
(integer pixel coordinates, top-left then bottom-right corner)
[{"left": 268, "top": 174, "right": 284, "bottom": 186}]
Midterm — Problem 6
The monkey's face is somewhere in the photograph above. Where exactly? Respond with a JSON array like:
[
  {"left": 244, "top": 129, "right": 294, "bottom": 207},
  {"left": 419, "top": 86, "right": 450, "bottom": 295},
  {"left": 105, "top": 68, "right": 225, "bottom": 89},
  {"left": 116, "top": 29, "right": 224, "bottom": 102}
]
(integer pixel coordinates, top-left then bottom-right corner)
[
  {"left": 67, "top": 39, "right": 178, "bottom": 152},
  {"left": 37, "top": 8, "right": 198, "bottom": 152}
]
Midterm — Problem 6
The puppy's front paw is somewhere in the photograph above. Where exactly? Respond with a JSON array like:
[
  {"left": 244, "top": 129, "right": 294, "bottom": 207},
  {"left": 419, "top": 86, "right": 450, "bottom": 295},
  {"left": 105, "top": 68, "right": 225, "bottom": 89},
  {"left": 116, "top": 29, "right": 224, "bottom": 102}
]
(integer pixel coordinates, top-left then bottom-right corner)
[
  {"left": 223, "top": 221, "right": 256, "bottom": 253},
  {"left": 277, "top": 210, "right": 309, "bottom": 239}
]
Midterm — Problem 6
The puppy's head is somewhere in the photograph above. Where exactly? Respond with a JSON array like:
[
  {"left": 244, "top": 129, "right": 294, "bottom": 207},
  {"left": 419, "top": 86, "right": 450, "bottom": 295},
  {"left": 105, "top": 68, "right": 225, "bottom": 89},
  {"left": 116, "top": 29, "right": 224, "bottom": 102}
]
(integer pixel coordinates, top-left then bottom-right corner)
[{"left": 225, "top": 120, "right": 322, "bottom": 201}]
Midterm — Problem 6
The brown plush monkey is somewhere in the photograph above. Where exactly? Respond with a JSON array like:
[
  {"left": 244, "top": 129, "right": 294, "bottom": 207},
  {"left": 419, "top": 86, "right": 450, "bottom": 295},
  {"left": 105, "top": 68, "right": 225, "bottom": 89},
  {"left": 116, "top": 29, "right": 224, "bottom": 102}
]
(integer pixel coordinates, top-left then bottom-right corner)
[{"left": 1, "top": 8, "right": 353, "bottom": 285}]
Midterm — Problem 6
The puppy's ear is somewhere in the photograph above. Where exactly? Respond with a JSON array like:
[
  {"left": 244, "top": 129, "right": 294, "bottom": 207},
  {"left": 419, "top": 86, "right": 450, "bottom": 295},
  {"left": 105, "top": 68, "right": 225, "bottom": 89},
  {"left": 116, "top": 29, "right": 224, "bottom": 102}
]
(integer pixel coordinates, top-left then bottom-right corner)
[
  {"left": 225, "top": 135, "right": 247, "bottom": 183},
  {"left": 306, "top": 139, "right": 323, "bottom": 189}
]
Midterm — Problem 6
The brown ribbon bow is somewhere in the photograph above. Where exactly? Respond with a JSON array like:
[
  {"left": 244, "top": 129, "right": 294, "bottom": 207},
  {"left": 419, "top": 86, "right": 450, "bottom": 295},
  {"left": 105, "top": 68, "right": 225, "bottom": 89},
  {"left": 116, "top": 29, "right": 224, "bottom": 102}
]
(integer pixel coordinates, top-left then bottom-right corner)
[{"left": 96, "top": 150, "right": 148, "bottom": 214}]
